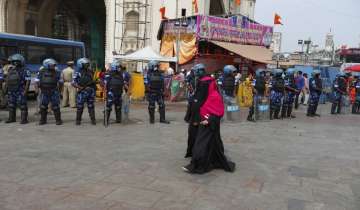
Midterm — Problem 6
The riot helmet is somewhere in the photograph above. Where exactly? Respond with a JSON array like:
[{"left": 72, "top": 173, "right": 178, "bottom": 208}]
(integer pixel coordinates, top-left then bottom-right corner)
[
  {"left": 273, "top": 69, "right": 283, "bottom": 78},
  {"left": 42, "top": 58, "right": 57, "bottom": 70},
  {"left": 312, "top": 69, "right": 321, "bottom": 78},
  {"left": 77, "top": 58, "right": 91, "bottom": 70},
  {"left": 8, "top": 54, "right": 25, "bottom": 67},
  {"left": 111, "top": 59, "right": 123, "bottom": 72},
  {"left": 255, "top": 69, "right": 265, "bottom": 77},
  {"left": 193, "top": 63, "right": 206, "bottom": 78},
  {"left": 286, "top": 68, "right": 296, "bottom": 76},
  {"left": 148, "top": 60, "right": 160, "bottom": 72},
  {"left": 223, "top": 65, "right": 237, "bottom": 75}
]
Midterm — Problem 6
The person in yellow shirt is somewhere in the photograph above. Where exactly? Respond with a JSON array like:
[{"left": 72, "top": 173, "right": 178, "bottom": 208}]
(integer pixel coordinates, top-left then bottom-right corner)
[{"left": 61, "top": 61, "right": 76, "bottom": 108}]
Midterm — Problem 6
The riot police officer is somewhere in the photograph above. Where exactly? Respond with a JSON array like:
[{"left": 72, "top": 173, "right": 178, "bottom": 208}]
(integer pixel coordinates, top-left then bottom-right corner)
[
  {"left": 247, "top": 69, "right": 266, "bottom": 121},
  {"left": 221, "top": 65, "right": 237, "bottom": 97},
  {"left": 72, "top": 58, "right": 96, "bottom": 125},
  {"left": 270, "top": 69, "right": 285, "bottom": 120},
  {"left": 104, "top": 59, "right": 126, "bottom": 125},
  {"left": 144, "top": 60, "right": 169, "bottom": 124},
  {"left": 36, "top": 58, "right": 63, "bottom": 125},
  {"left": 352, "top": 74, "right": 360, "bottom": 114},
  {"left": 5, "top": 54, "right": 31, "bottom": 124},
  {"left": 331, "top": 72, "right": 347, "bottom": 114},
  {"left": 307, "top": 70, "right": 322, "bottom": 117},
  {"left": 281, "top": 69, "right": 299, "bottom": 118}
]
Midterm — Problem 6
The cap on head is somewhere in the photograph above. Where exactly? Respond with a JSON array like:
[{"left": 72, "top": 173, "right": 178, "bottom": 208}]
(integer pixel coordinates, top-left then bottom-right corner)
[{"left": 312, "top": 69, "right": 321, "bottom": 76}]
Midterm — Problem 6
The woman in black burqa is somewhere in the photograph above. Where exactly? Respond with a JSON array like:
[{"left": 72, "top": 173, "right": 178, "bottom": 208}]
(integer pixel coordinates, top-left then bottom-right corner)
[{"left": 183, "top": 64, "right": 235, "bottom": 174}]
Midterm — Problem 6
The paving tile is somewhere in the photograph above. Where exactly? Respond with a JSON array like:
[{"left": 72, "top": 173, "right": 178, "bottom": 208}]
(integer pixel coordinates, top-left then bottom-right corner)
[
  {"left": 48, "top": 194, "right": 116, "bottom": 210},
  {"left": 104, "top": 173, "right": 156, "bottom": 188},
  {"left": 104, "top": 186, "right": 164, "bottom": 208},
  {"left": 288, "top": 166, "right": 319, "bottom": 179}
]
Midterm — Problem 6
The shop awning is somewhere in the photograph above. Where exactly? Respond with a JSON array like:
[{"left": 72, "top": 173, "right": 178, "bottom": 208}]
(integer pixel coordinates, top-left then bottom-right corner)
[{"left": 210, "top": 41, "right": 273, "bottom": 64}]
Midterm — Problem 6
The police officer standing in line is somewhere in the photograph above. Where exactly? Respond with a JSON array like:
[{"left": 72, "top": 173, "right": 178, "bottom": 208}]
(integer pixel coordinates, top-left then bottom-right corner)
[
  {"left": 307, "top": 70, "right": 322, "bottom": 117},
  {"left": 103, "top": 60, "right": 125, "bottom": 125},
  {"left": 35, "top": 59, "right": 63, "bottom": 125},
  {"left": 221, "top": 65, "right": 237, "bottom": 98},
  {"left": 351, "top": 74, "right": 360, "bottom": 114},
  {"left": 247, "top": 69, "right": 266, "bottom": 121},
  {"left": 5, "top": 54, "right": 31, "bottom": 124},
  {"left": 331, "top": 72, "right": 347, "bottom": 115},
  {"left": 144, "top": 60, "right": 170, "bottom": 124},
  {"left": 72, "top": 58, "right": 97, "bottom": 125},
  {"left": 281, "top": 69, "right": 299, "bottom": 118},
  {"left": 270, "top": 69, "right": 285, "bottom": 120},
  {"left": 0, "top": 58, "right": 4, "bottom": 121},
  {"left": 61, "top": 61, "right": 76, "bottom": 108}
]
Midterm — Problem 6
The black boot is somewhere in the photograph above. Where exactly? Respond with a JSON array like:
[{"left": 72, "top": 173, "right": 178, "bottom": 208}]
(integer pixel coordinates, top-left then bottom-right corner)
[
  {"left": 20, "top": 109, "right": 28, "bottom": 124},
  {"left": 331, "top": 103, "right": 337, "bottom": 114},
  {"left": 39, "top": 108, "right": 47, "bottom": 125},
  {"left": 270, "top": 109, "right": 274, "bottom": 120},
  {"left": 89, "top": 108, "right": 96, "bottom": 125},
  {"left": 287, "top": 106, "right": 296, "bottom": 118},
  {"left": 352, "top": 104, "right": 357, "bottom": 114},
  {"left": 115, "top": 106, "right": 122, "bottom": 124},
  {"left": 281, "top": 106, "right": 287, "bottom": 119},
  {"left": 5, "top": 108, "right": 16, "bottom": 123},
  {"left": 159, "top": 107, "right": 170, "bottom": 124},
  {"left": 76, "top": 108, "right": 83, "bottom": 125},
  {"left": 105, "top": 109, "right": 111, "bottom": 125},
  {"left": 54, "top": 109, "right": 62, "bottom": 125},
  {"left": 307, "top": 105, "right": 314, "bottom": 117},
  {"left": 313, "top": 103, "right": 320, "bottom": 117},
  {"left": 149, "top": 108, "right": 155, "bottom": 124},
  {"left": 274, "top": 109, "right": 280, "bottom": 119}
]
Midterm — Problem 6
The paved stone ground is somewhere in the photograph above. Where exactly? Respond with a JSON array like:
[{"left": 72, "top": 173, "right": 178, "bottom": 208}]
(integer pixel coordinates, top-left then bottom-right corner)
[{"left": 0, "top": 101, "right": 359, "bottom": 210}]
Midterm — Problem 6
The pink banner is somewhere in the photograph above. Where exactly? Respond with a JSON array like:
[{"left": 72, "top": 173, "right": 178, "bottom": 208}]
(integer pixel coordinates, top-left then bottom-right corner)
[{"left": 196, "top": 15, "right": 273, "bottom": 47}]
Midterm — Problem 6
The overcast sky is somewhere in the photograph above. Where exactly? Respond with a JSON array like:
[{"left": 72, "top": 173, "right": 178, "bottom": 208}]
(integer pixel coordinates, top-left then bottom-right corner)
[{"left": 255, "top": 0, "right": 360, "bottom": 52}]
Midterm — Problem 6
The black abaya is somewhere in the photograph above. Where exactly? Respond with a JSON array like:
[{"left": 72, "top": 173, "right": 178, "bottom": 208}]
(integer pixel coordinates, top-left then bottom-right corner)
[
  {"left": 184, "top": 79, "right": 210, "bottom": 158},
  {"left": 185, "top": 116, "right": 235, "bottom": 174}
]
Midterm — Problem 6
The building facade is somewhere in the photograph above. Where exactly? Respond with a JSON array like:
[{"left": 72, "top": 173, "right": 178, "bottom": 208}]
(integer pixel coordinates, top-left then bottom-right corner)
[
  {"left": 0, "top": 0, "right": 256, "bottom": 65},
  {"left": 270, "top": 32, "right": 282, "bottom": 53}
]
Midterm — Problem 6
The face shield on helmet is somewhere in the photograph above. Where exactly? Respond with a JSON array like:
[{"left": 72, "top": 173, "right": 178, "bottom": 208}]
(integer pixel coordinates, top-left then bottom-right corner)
[
  {"left": 8, "top": 54, "right": 25, "bottom": 67},
  {"left": 255, "top": 69, "right": 265, "bottom": 77},
  {"left": 148, "top": 60, "right": 159, "bottom": 72},
  {"left": 193, "top": 63, "right": 206, "bottom": 78},
  {"left": 42, "top": 58, "right": 57, "bottom": 70},
  {"left": 223, "top": 65, "right": 237, "bottom": 75},
  {"left": 77, "top": 58, "right": 91, "bottom": 70},
  {"left": 111, "top": 59, "right": 123, "bottom": 72}
]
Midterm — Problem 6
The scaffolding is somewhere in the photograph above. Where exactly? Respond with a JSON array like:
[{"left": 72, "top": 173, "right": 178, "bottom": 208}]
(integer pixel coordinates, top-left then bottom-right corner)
[{"left": 113, "top": 0, "right": 151, "bottom": 56}]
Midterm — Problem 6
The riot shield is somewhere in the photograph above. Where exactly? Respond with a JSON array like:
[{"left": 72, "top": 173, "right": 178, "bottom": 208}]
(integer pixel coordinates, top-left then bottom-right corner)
[
  {"left": 255, "top": 95, "right": 270, "bottom": 122},
  {"left": 224, "top": 95, "right": 241, "bottom": 122},
  {"left": 341, "top": 95, "right": 351, "bottom": 114},
  {"left": 122, "top": 93, "right": 131, "bottom": 123}
]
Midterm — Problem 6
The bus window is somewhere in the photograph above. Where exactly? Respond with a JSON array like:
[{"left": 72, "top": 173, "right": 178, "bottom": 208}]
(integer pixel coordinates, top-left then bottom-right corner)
[
  {"left": 74, "top": 47, "right": 83, "bottom": 60},
  {"left": 27, "top": 45, "right": 47, "bottom": 64},
  {"left": 53, "top": 47, "right": 73, "bottom": 64}
]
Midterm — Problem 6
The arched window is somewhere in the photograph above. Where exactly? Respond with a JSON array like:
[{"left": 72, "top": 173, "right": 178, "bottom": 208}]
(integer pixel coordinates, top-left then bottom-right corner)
[
  {"left": 25, "top": 19, "right": 36, "bottom": 35},
  {"left": 125, "top": 11, "right": 139, "bottom": 35}
]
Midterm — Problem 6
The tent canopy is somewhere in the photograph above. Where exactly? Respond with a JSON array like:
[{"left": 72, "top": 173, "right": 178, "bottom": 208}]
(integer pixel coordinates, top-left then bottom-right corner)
[{"left": 113, "top": 46, "right": 177, "bottom": 62}]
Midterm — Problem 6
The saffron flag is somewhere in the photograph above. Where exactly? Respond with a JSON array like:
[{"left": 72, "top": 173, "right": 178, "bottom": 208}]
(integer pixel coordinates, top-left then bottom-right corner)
[
  {"left": 236, "top": 0, "right": 241, "bottom": 6},
  {"left": 274, "top": 13, "right": 283, "bottom": 25},
  {"left": 160, "top": 6, "right": 167, "bottom": 20},
  {"left": 193, "top": 0, "right": 198, "bottom": 13}
]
